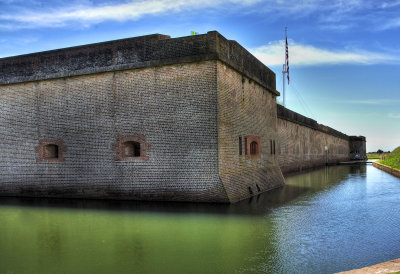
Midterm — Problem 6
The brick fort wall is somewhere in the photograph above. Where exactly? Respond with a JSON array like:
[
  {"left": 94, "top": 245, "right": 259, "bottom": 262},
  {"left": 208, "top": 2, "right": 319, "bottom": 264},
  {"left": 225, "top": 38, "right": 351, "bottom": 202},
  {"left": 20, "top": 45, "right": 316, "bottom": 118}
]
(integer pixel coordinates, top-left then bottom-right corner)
[
  {"left": 217, "top": 62, "right": 285, "bottom": 202},
  {"left": 277, "top": 105, "right": 351, "bottom": 174},
  {"left": 0, "top": 31, "right": 366, "bottom": 203},
  {"left": 0, "top": 61, "right": 230, "bottom": 202}
]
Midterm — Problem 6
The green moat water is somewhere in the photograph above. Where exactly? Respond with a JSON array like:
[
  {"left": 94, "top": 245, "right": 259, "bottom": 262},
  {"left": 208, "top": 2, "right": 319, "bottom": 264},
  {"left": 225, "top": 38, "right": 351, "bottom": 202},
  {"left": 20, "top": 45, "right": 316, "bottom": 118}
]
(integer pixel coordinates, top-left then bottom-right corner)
[{"left": 1, "top": 164, "right": 400, "bottom": 274}]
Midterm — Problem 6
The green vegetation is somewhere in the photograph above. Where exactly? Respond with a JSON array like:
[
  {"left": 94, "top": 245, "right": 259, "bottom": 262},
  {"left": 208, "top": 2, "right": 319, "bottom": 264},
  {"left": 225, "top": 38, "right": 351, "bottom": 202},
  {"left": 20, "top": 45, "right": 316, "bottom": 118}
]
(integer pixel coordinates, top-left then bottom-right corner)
[
  {"left": 367, "top": 149, "right": 391, "bottom": 159},
  {"left": 379, "top": 146, "right": 400, "bottom": 170},
  {"left": 367, "top": 153, "right": 382, "bottom": 159}
]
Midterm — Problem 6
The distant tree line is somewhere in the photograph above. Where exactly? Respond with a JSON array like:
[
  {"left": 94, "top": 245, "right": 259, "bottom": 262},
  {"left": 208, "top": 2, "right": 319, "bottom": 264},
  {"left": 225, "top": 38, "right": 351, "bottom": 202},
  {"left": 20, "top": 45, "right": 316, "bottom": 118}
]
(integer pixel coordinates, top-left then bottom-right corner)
[{"left": 374, "top": 149, "right": 390, "bottom": 154}]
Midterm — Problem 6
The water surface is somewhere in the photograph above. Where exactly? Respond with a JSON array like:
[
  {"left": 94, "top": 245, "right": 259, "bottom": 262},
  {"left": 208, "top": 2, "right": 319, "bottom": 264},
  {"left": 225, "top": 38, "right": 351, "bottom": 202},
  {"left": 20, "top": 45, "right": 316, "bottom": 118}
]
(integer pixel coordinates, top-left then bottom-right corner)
[{"left": 1, "top": 164, "right": 400, "bottom": 273}]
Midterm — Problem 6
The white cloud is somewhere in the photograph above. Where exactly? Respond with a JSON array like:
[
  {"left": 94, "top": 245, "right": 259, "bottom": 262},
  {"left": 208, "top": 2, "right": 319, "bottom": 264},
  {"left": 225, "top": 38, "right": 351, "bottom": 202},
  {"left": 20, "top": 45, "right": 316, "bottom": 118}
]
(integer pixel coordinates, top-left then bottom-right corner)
[
  {"left": 0, "top": 0, "right": 262, "bottom": 29},
  {"left": 251, "top": 40, "right": 398, "bottom": 66},
  {"left": 0, "top": 0, "right": 398, "bottom": 31},
  {"left": 251, "top": 0, "right": 368, "bottom": 17}
]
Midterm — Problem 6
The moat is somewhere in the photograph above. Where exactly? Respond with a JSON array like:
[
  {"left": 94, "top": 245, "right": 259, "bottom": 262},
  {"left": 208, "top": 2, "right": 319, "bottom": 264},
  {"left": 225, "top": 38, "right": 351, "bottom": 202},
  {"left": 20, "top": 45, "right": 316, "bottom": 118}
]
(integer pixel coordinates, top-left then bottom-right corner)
[{"left": 1, "top": 164, "right": 400, "bottom": 274}]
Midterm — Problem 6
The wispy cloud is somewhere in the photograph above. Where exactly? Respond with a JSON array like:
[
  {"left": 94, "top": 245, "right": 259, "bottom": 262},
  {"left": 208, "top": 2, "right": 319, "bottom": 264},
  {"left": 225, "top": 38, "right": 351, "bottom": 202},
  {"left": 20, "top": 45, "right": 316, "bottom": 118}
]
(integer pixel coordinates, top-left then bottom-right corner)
[
  {"left": 388, "top": 113, "right": 400, "bottom": 119},
  {"left": 381, "top": 1, "right": 400, "bottom": 9},
  {"left": 379, "top": 18, "right": 400, "bottom": 31},
  {"left": 0, "top": 0, "right": 262, "bottom": 29},
  {"left": 249, "top": 0, "right": 371, "bottom": 19},
  {"left": 250, "top": 0, "right": 400, "bottom": 31},
  {"left": 344, "top": 99, "right": 400, "bottom": 105},
  {"left": 0, "top": 37, "right": 37, "bottom": 44},
  {"left": 251, "top": 40, "right": 398, "bottom": 66},
  {"left": 0, "top": 0, "right": 399, "bottom": 31}
]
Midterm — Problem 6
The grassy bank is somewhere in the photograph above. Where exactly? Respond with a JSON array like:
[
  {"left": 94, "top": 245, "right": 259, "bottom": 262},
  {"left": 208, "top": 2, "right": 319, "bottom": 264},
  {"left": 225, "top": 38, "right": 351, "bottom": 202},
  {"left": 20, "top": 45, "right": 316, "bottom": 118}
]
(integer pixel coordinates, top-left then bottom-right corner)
[{"left": 379, "top": 147, "right": 400, "bottom": 169}]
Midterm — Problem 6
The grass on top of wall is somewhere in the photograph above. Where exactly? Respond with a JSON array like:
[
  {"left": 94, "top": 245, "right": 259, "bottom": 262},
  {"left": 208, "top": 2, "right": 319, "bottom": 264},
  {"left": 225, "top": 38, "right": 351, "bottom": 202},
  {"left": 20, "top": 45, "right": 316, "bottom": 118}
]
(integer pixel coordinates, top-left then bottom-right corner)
[{"left": 379, "top": 147, "right": 400, "bottom": 170}]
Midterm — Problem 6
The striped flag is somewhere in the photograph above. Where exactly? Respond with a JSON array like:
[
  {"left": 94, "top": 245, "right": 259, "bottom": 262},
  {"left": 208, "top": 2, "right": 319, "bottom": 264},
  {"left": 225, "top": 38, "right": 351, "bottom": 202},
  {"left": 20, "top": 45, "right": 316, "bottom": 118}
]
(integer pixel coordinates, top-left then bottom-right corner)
[{"left": 285, "top": 35, "right": 289, "bottom": 84}]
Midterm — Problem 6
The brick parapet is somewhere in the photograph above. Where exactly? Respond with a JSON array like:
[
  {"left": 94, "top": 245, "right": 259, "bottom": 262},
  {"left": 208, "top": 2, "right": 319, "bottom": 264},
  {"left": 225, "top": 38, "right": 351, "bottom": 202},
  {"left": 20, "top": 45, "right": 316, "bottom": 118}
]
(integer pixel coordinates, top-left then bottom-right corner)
[
  {"left": 0, "top": 31, "right": 277, "bottom": 96},
  {"left": 277, "top": 104, "right": 349, "bottom": 140},
  {"left": 349, "top": 136, "right": 366, "bottom": 142}
]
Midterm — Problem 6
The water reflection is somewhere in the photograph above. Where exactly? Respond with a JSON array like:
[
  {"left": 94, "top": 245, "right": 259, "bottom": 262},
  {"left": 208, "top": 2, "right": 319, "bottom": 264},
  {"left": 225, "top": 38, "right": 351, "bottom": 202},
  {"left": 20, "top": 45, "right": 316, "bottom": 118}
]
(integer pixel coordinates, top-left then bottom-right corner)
[
  {"left": 1, "top": 164, "right": 399, "bottom": 274},
  {"left": 0, "top": 165, "right": 366, "bottom": 217}
]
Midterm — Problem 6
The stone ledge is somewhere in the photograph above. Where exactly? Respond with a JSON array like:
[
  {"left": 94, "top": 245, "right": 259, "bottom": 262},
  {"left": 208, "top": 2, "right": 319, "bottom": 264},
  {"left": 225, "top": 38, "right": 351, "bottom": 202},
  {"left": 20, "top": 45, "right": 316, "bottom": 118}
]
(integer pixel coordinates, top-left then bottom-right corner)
[
  {"left": 372, "top": 161, "right": 400, "bottom": 178},
  {"left": 337, "top": 258, "right": 400, "bottom": 273}
]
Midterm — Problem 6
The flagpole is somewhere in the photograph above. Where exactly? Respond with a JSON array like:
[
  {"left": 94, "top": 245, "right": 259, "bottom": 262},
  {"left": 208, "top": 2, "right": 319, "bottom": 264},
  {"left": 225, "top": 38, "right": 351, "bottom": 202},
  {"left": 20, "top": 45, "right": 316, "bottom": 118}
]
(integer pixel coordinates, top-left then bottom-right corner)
[
  {"left": 282, "top": 63, "right": 286, "bottom": 107},
  {"left": 282, "top": 27, "right": 288, "bottom": 107}
]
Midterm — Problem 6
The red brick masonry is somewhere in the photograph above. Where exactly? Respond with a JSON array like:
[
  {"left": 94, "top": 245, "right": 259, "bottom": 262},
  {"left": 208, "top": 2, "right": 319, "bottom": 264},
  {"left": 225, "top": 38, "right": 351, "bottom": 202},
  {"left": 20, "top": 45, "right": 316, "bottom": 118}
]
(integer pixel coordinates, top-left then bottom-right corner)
[
  {"left": 246, "top": 135, "right": 261, "bottom": 159},
  {"left": 112, "top": 134, "right": 151, "bottom": 161},
  {"left": 35, "top": 138, "right": 67, "bottom": 163}
]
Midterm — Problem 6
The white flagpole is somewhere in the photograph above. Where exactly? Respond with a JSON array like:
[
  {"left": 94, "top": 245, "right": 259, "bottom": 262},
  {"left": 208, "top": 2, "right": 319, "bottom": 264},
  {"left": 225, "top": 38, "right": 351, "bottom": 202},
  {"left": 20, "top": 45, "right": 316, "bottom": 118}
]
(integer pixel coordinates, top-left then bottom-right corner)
[
  {"left": 282, "top": 27, "right": 288, "bottom": 107},
  {"left": 282, "top": 27, "right": 289, "bottom": 107},
  {"left": 283, "top": 63, "right": 286, "bottom": 107}
]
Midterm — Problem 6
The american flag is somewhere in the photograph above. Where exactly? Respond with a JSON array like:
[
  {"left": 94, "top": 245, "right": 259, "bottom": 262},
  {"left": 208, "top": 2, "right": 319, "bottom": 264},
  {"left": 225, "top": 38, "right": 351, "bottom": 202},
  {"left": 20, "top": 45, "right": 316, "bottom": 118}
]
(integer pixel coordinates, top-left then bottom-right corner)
[{"left": 285, "top": 35, "right": 289, "bottom": 84}]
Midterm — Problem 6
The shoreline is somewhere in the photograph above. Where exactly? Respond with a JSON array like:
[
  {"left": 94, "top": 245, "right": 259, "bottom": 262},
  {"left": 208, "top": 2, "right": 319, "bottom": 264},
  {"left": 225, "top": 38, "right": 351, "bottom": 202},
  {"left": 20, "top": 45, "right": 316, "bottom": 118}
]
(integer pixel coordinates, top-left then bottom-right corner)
[
  {"left": 372, "top": 161, "right": 400, "bottom": 178},
  {"left": 337, "top": 258, "right": 400, "bottom": 273}
]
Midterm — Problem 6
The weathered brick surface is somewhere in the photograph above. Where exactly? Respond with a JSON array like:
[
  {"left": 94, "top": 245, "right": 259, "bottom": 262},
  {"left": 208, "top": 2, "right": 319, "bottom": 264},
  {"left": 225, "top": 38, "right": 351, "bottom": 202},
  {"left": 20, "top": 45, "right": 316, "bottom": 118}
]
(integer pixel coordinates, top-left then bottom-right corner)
[
  {"left": 0, "top": 61, "right": 230, "bottom": 202},
  {"left": 217, "top": 62, "right": 285, "bottom": 202},
  {"left": 277, "top": 116, "right": 350, "bottom": 174},
  {"left": 276, "top": 105, "right": 366, "bottom": 174}
]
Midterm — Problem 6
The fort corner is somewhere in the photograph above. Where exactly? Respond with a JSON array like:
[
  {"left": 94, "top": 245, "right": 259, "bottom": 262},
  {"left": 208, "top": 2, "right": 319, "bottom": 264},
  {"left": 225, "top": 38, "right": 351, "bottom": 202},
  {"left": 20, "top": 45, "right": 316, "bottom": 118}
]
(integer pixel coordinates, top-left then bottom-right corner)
[{"left": 0, "top": 31, "right": 365, "bottom": 203}]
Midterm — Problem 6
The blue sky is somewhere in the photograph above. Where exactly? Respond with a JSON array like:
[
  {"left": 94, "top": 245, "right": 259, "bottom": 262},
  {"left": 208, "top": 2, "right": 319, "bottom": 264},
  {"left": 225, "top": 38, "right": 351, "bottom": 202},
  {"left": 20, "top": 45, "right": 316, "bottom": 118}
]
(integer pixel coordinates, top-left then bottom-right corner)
[{"left": 1, "top": 0, "right": 399, "bottom": 152}]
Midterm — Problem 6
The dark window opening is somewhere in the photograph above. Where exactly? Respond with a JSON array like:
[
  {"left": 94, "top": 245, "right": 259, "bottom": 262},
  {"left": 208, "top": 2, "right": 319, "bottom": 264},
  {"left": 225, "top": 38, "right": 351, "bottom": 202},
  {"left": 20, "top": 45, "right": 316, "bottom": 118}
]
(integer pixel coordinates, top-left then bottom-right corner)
[
  {"left": 44, "top": 144, "right": 58, "bottom": 159},
  {"left": 239, "top": 136, "right": 242, "bottom": 155},
  {"left": 270, "top": 140, "right": 273, "bottom": 154},
  {"left": 273, "top": 140, "right": 276, "bottom": 155},
  {"left": 248, "top": 186, "right": 253, "bottom": 195},
  {"left": 250, "top": 141, "right": 258, "bottom": 155},
  {"left": 124, "top": 141, "right": 140, "bottom": 157},
  {"left": 245, "top": 135, "right": 261, "bottom": 159}
]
